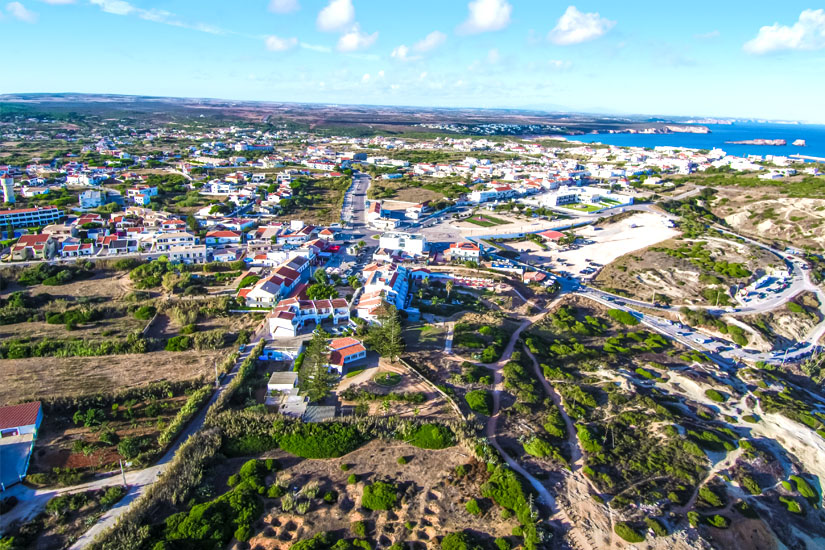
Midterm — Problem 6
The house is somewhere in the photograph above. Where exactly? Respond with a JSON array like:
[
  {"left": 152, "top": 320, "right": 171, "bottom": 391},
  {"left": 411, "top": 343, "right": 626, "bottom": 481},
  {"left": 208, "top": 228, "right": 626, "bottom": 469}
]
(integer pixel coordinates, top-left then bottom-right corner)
[
  {"left": 356, "top": 263, "right": 410, "bottom": 321},
  {"left": 378, "top": 232, "right": 427, "bottom": 257},
  {"left": 61, "top": 242, "right": 96, "bottom": 258},
  {"left": 538, "top": 230, "right": 565, "bottom": 242},
  {"left": 0, "top": 401, "right": 43, "bottom": 489},
  {"left": 267, "top": 371, "right": 298, "bottom": 393},
  {"left": 446, "top": 242, "right": 481, "bottom": 262},
  {"left": 267, "top": 297, "right": 350, "bottom": 337},
  {"left": 241, "top": 256, "right": 312, "bottom": 308},
  {"left": 78, "top": 189, "right": 124, "bottom": 209},
  {"left": 167, "top": 245, "right": 207, "bottom": 264},
  {"left": 205, "top": 230, "right": 242, "bottom": 246},
  {"left": 96, "top": 235, "right": 139, "bottom": 255},
  {"left": 328, "top": 337, "right": 367, "bottom": 373},
  {"left": 154, "top": 231, "right": 198, "bottom": 251},
  {"left": 11, "top": 234, "right": 56, "bottom": 260}
]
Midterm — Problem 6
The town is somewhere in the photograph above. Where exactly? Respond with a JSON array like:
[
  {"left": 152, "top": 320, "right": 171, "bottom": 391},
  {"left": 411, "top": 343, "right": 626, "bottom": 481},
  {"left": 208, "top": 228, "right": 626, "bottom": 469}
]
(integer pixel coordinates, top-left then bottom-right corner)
[{"left": 1, "top": 106, "right": 824, "bottom": 550}]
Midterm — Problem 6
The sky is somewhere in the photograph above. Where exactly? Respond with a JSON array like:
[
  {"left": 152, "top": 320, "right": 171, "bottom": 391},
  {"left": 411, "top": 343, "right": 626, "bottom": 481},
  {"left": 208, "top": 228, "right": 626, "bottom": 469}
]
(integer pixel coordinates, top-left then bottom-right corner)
[{"left": 1, "top": 1, "right": 825, "bottom": 123}]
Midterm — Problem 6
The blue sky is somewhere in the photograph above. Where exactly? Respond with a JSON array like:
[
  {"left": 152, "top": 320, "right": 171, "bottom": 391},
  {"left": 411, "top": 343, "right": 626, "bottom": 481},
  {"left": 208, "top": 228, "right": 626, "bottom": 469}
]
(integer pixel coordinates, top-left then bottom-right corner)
[{"left": 1, "top": 1, "right": 825, "bottom": 122}]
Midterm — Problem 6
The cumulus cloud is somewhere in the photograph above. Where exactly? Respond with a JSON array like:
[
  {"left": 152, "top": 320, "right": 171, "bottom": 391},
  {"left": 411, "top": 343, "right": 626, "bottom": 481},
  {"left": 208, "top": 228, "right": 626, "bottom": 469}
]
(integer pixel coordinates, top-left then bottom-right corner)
[
  {"left": 391, "top": 44, "right": 411, "bottom": 61},
  {"left": 6, "top": 1, "right": 38, "bottom": 22},
  {"left": 459, "top": 0, "right": 511, "bottom": 34},
  {"left": 548, "top": 59, "right": 572, "bottom": 70},
  {"left": 744, "top": 9, "right": 825, "bottom": 54},
  {"left": 265, "top": 34, "right": 298, "bottom": 51},
  {"left": 90, "top": 0, "right": 133, "bottom": 15},
  {"left": 362, "top": 73, "right": 371, "bottom": 82},
  {"left": 268, "top": 0, "right": 298, "bottom": 14},
  {"left": 39, "top": 0, "right": 74, "bottom": 4},
  {"left": 548, "top": 6, "right": 615, "bottom": 45},
  {"left": 414, "top": 30, "right": 446, "bottom": 52},
  {"left": 337, "top": 24, "right": 377, "bottom": 52},
  {"left": 317, "top": 0, "right": 354, "bottom": 32},
  {"left": 391, "top": 30, "right": 446, "bottom": 63}
]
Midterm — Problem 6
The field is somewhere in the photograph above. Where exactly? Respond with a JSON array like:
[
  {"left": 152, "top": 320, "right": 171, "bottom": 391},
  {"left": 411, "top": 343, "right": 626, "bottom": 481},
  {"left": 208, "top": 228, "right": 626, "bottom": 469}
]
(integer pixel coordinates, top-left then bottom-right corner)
[
  {"left": 709, "top": 186, "right": 825, "bottom": 251},
  {"left": 246, "top": 440, "right": 518, "bottom": 548},
  {"left": 594, "top": 233, "right": 779, "bottom": 305},
  {"left": 0, "top": 350, "right": 218, "bottom": 405}
]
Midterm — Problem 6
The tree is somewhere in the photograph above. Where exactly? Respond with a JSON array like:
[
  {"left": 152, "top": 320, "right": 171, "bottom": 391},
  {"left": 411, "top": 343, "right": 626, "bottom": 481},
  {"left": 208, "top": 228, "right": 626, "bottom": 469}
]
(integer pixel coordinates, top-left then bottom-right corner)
[
  {"left": 314, "top": 268, "right": 328, "bottom": 285},
  {"left": 445, "top": 280, "right": 454, "bottom": 300},
  {"left": 299, "top": 330, "right": 337, "bottom": 402},
  {"left": 367, "top": 305, "right": 405, "bottom": 362},
  {"left": 186, "top": 215, "right": 198, "bottom": 232}
]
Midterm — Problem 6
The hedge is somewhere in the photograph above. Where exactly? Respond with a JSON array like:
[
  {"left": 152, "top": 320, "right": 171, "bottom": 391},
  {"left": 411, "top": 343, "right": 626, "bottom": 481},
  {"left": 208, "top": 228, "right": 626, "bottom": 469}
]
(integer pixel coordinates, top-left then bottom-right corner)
[{"left": 157, "top": 385, "right": 213, "bottom": 448}]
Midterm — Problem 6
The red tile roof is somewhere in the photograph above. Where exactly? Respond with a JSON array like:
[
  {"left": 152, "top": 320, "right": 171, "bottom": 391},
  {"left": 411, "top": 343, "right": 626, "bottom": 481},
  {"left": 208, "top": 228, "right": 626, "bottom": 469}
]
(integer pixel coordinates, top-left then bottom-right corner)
[{"left": 0, "top": 401, "right": 41, "bottom": 430}]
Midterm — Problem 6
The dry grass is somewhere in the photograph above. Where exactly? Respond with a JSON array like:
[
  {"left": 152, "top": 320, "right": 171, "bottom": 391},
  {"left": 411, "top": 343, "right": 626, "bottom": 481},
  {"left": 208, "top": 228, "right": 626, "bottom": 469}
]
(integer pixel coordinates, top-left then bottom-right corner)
[{"left": 0, "top": 350, "right": 220, "bottom": 405}]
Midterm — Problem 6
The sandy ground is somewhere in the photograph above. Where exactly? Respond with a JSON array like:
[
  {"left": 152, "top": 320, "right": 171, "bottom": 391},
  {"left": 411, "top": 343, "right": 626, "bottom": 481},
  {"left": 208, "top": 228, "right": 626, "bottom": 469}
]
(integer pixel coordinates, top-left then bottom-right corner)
[{"left": 517, "top": 212, "right": 679, "bottom": 278}]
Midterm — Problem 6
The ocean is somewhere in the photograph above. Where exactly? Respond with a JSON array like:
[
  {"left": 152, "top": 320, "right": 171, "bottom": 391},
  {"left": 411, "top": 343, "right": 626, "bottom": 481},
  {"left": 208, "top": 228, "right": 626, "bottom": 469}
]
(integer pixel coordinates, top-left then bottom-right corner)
[{"left": 565, "top": 122, "right": 825, "bottom": 160}]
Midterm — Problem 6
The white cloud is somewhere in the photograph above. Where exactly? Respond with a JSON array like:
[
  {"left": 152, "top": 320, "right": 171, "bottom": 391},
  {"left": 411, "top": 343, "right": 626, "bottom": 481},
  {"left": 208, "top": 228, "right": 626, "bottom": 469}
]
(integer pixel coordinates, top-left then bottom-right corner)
[
  {"left": 90, "top": 0, "right": 132, "bottom": 15},
  {"left": 414, "top": 30, "right": 446, "bottom": 52},
  {"left": 361, "top": 73, "right": 371, "bottom": 82},
  {"left": 300, "top": 42, "right": 331, "bottom": 53},
  {"left": 695, "top": 30, "right": 720, "bottom": 40},
  {"left": 89, "top": 0, "right": 225, "bottom": 34},
  {"left": 317, "top": 0, "right": 353, "bottom": 32},
  {"left": 548, "top": 59, "right": 572, "bottom": 70},
  {"left": 419, "top": 72, "right": 428, "bottom": 80},
  {"left": 377, "top": 70, "right": 384, "bottom": 78},
  {"left": 459, "top": 0, "right": 511, "bottom": 34},
  {"left": 487, "top": 48, "right": 501, "bottom": 64},
  {"left": 265, "top": 34, "right": 298, "bottom": 51},
  {"left": 548, "top": 6, "right": 615, "bottom": 45},
  {"left": 6, "top": 1, "right": 38, "bottom": 22},
  {"left": 391, "top": 44, "right": 411, "bottom": 61},
  {"left": 40, "top": 0, "right": 75, "bottom": 4},
  {"left": 744, "top": 9, "right": 825, "bottom": 54},
  {"left": 337, "top": 24, "right": 377, "bottom": 52},
  {"left": 268, "top": 0, "right": 298, "bottom": 14}
]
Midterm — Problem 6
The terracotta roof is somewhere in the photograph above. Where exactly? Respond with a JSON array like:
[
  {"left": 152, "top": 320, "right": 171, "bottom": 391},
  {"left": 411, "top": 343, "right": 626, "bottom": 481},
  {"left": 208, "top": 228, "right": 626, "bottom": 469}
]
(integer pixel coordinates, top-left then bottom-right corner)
[
  {"left": 539, "top": 230, "right": 564, "bottom": 240},
  {"left": 0, "top": 401, "right": 41, "bottom": 430},
  {"left": 330, "top": 337, "right": 361, "bottom": 350}
]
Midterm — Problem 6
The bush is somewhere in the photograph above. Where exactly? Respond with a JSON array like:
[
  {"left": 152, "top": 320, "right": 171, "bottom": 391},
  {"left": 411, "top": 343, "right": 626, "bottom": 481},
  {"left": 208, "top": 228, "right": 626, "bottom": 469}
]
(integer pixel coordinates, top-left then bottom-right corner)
[
  {"left": 361, "top": 481, "right": 397, "bottom": 511},
  {"left": 165, "top": 335, "right": 192, "bottom": 352},
  {"left": 494, "top": 538, "right": 511, "bottom": 550},
  {"left": 789, "top": 475, "right": 819, "bottom": 504},
  {"left": 279, "top": 423, "right": 367, "bottom": 458},
  {"left": 397, "top": 456, "right": 407, "bottom": 465},
  {"left": 133, "top": 305, "right": 156, "bottom": 320},
  {"left": 465, "top": 498, "right": 482, "bottom": 516},
  {"left": 644, "top": 517, "right": 668, "bottom": 537},
  {"left": 441, "top": 531, "right": 470, "bottom": 550},
  {"left": 100, "top": 486, "right": 126, "bottom": 508},
  {"left": 351, "top": 521, "right": 367, "bottom": 537},
  {"left": 407, "top": 423, "right": 455, "bottom": 449},
  {"left": 704, "top": 389, "right": 727, "bottom": 403},
  {"left": 157, "top": 386, "right": 212, "bottom": 448},
  {"left": 607, "top": 309, "right": 639, "bottom": 326},
  {"left": 698, "top": 486, "right": 725, "bottom": 508},
  {"left": 465, "top": 389, "right": 493, "bottom": 415},
  {"left": 614, "top": 521, "right": 645, "bottom": 543},
  {"left": 117, "top": 437, "right": 142, "bottom": 460},
  {"left": 347, "top": 474, "right": 357, "bottom": 485},
  {"left": 706, "top": 514, "right": 730, "bottom": 528}
]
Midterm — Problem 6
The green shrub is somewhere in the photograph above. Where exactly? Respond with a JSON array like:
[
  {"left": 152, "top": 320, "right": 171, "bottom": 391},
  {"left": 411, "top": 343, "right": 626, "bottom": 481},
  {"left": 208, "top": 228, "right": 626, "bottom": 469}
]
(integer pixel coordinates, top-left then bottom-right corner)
[
  {"left": 279, "top": 423, "right": 367, "bottom": 458},
  {"left": 441, "top": 531, "right": 471, "bottom": 550},
  {"left": 704, "top": 389, "right": 727, "bottom": 403},
  {"left": 361, "top": 481, "right": 397, "bottom": 511},
  {"left": 494, "top": 538, "right": 511, "bottom": 550},
  {"left": 738, "top": 474, "right": 761, "bottom": 495},
  {"left": 607, "top": 309, "right": 639, "bottom": 326},
  {"left": 351, "top": 521, "right": 367, "bottom": 537},
  {"left": 407, "top": 424, "right": 455, "bottom": 449},
  {"left": 347, "top": 474, "right": 357, "bottom": 485},
  {"left": 780, "top": 496, "right": 803, "bottom": 513},
  {"left": 465, "top": 498, "right": 482, "bottom": 516},
  {"left": 133, "top": 305, "right": 156, "bottom": 320},
  {"left": 465, "top": 389, "right": 493, "bottom": 415},
  {"left": 706, "top": 514, "right": 730, "bottom": 528},
  {"left": 790, "top": 475, "right": 819, "bottom": 505},
  {"left": 698, "top": 486, "right": 725, "bottom": 508},
  {"left": 614, "top": 521, "right": 645, "bottom": 543},
  {"left": 100, "top": 486, "right": 126, "bottom": 508},
  {"left": 165, "top": 335, "right": 192, "bottom": 352},
  {"left": 644, "top": 517, "right": 668, "bottom": 537},
  {"left": 397, "top": 456, "right": 407, "bottom": 465},
  {"left": 687, "top": 511, "right": 700, "bottom": 527}
]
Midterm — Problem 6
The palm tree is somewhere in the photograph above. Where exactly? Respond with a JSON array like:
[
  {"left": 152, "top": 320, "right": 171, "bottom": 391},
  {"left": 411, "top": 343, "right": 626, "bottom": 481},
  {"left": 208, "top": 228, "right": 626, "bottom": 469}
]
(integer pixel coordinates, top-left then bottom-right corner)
[{"left": 445, "top": 280, "right": 454, "bottom": 300}]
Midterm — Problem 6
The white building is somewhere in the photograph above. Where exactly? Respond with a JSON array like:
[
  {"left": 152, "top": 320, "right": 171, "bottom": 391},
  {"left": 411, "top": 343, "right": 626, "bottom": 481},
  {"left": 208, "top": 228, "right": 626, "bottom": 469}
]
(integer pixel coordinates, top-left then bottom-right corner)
[
  {"left": 378, "top": 232, "right": 427, "bottom": 257},
  {"left": 1, "top": 174, "right": 14, "bottom": 204}
]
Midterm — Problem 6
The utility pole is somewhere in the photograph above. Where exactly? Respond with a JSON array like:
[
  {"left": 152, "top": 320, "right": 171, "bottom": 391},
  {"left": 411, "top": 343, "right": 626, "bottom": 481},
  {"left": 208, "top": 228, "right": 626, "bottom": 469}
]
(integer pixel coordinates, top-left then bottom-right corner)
[
  {"left": 119, "top": 459, "right": 127, "bottom": 487},
  {"left": 215, "top": 364, "right": 220, "bottom": 388}
]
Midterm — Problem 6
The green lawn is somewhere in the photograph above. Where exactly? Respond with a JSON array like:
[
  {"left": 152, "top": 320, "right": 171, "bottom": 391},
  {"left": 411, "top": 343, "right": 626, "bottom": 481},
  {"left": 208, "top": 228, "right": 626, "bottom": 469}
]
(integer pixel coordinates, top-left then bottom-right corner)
[
  {"left": 562, "top": 203, "right": 601, "bottom": 212},
  {"left": 467, "top": 214, "right": 509, "bottom": 227}
]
